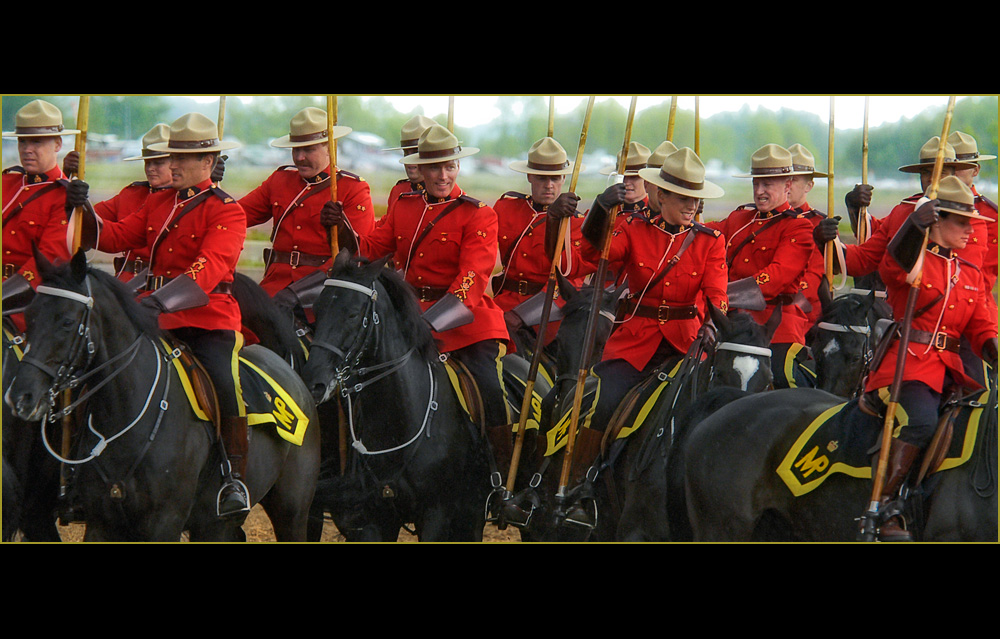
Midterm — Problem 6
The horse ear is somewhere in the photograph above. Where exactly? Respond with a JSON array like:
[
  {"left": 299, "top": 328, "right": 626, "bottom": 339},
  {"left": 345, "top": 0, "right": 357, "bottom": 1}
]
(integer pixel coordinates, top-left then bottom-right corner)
[
  {"left": 818, "top": 277, "right": 833, "bottom": 316},
  {"left": 556, "top": 270, "right": 577, "bottom": 302},
  {"left": 369, "top": 253, "right": 395, "bottom": 274},
  {"left": 31, "top": 242, "right": 55, "bottom": 282},
  {"left": 708, "top": 303, "right": 731, "bottom": 334},
  {"left": 763, "top": 304, "right": 782, "bottom": 342},
  {"left": 70, "top": 247, "right": 88, "bottom": 283},
  {"left": 331, "top": 248, "right": 353, "bottom": 275}
]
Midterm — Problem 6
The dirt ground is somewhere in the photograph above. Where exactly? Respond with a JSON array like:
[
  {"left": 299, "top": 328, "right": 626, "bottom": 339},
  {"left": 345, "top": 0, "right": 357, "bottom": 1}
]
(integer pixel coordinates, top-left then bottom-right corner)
[{"left": 53, "top": 504, "right": 523, "bottom": 543}]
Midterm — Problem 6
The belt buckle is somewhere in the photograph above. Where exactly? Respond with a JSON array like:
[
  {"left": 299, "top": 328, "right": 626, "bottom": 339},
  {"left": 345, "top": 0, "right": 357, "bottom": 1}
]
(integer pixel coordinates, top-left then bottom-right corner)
[
  {"left": 3, "top": 264, "right": 14, "bottom": 278},
  {"left": 133, "top": 258, "right": 144, "bottom": 274},
  {"left": 146, "top": 274, "right": 164, "bottom": 291},
  {"left": 657, "top": 305, "right": 669, "bottom": 324},
  {"left": 419, "top": 287, "right": 432, "bottom": 303},
  {"left": 289, "top": 251, "right": 300, "bottom": 268},
  {"left": 933, "top": 331, "right": 948, "bottom": 351},
  {"left": 518, "top": 280, "right": 530, "bottom": 296}
]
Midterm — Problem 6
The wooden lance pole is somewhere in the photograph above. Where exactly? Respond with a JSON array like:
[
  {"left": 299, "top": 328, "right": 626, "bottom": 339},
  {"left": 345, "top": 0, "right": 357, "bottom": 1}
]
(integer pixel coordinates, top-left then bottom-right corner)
[
  {"left": 824, "top": 96, "right": 837, "bottom": 292},
  {"left": 448, "top": 96, "right": 455, "bottom": 133},
  {"left": 327, "top": 95, "right": 339, "bottom": 256},
  {"left": 859, "top": 96, "right": 956, "bottom": 541},
  {"left": 666, "top": 95, "right": 678, "bottom": 142},
  {"left": 555, "top": 96, "right": 638, "bottom": 504},
  {"left": 548, "top": 96, "right": 555, "bottom": 138},
  {"left": 694, "top": 96, "right": 702, "bottom": 222},
  {"left": 857, "top": 96, "right": 872, "bottom": 243},
  {"left": 505, "top": 96, "right": 596, "bottom": 498},
  {"left": 63, "top": 95, "right": 90, "bottom": 514},
  {"left": 217, "top": 96, "right": 227, "bottom": 141}
]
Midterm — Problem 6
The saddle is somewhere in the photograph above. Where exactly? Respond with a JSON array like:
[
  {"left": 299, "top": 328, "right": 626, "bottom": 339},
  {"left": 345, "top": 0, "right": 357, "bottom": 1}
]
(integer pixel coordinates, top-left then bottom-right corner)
[
  {"left": 161, "top": 336, "right": 221, "bottom": 436},
  {"left": 442, "top": 356, "right": 485, "bottom": 432}
]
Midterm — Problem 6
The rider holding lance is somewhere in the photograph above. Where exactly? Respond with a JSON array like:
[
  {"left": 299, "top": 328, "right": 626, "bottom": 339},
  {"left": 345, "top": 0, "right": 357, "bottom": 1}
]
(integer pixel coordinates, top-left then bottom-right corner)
[
  {"left": 860, "top": 175, "right": 997, "bottom": 541},
  {"left": 64, "top": 112, "right": 253, "bottom": 519},
  {"left": 492, "top": 136, "right": 587, "bottom": 347},
  {"left": 238, "top": 106, "right": 375, "bottom": 304},
  {"left": 560, "top": 147, "right": 729, "bottom": 528},
  {"left": 2, "top": 100, "right": 78, "bottom": 332},
  {"left": 323, "top": 123, "right": 513, "bottom": 457},
  {"left": 705, "top": 144, "right": 817, "bottom": 389}
]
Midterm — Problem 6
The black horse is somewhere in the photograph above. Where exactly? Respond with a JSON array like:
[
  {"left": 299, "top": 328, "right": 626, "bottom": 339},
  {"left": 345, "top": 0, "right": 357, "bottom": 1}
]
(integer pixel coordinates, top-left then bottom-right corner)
[
  {"left": 302, "top": 251, "right": 491, "bottom": 542},
  {"left": 807, "top": 287, "right": 892, "bottom": 398},
  {"left": 506, "top": 303, "right": 780, "bottom": 541},
  {"left": 677, "top": 385, "right": 997, "bottom": 541},
  {"left": 4, "top": 249, "right": 321, "bottom": 541}
]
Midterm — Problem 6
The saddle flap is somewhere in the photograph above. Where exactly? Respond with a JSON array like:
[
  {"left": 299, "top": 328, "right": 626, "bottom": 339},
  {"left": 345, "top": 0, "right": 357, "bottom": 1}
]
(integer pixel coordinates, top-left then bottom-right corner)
[
  {"left": 444, "top": 357, "right": 484, "bottom": 431},
  {"left": 161, "top": 336, "right": 219, "bottom": 432}
]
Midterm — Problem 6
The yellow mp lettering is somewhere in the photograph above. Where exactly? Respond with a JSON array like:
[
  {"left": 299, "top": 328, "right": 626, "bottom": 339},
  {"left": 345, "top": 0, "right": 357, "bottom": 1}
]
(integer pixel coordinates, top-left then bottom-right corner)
[
  {"left": 272, "top": 397, "right": 296, "bottom": 431},
  {"left": 793, "top": 446, "right": 829, "bottom": 478},
  {"left": 531, "top": 395, "right": 542, "bottom": 420}
]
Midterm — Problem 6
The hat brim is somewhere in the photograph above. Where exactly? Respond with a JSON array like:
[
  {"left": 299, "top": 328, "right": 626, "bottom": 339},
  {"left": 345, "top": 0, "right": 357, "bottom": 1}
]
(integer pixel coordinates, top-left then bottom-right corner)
[
  {"left": 398, "top": 147, "right": 479, "bottom": 165},
  {"left": 732, "top": 169, "right": 815, "bottom": 178},
  {"left": 123, "top": 153, "right": 170, "bottom": 162},
  {"left": 898, "top": 161, "right": 978, "bottom": 173},
  {"left": 508, "top": 160, "right": 576, "bottom": 176},
  {"left": 2, "top": 129, "right": 81, "bottom": 138},
  {"left": 638, "top": 167, "right": 725, "bottom": 199},
  {"left": 938, "top": 206, "right": 992, "bottom": 221},
  {"left": 270, "top": 126, "right": 352, "bottom": 148},
  {"left": 147, "top": 140, "right": 241, "bottom": 153}
]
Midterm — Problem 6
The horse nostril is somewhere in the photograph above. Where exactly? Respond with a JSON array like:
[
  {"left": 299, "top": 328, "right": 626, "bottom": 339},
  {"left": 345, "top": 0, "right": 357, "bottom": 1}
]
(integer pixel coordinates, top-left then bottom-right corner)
[{"left": 310, "top": 384, "right": 328, "bottom": 403}]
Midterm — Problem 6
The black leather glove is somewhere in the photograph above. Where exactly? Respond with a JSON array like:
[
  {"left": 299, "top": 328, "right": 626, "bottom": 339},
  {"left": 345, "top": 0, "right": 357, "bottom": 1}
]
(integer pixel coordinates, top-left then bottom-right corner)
[
  {"left": 320, "top": 200, "right": 346, "bottom": 229},
  {"left": 211, "top": 154, "right": 227, "bottom": 184},
  {"left": 813, "top": 216, "right": 841, "bottom": 245},
  {"left": 547, "top": 193, "right": 580, "bottom": 221},
  {"left": 911, "top": 198, "right": 940, "bottom": 230},
  {"left": 596, "top": 183, "right": 626, "bottom": 211},
  {"left": 64, "top": 179, "right": 90, "bottom": 217},
  {"left": 983, "top": 337, "right": 997, "bottom": 371},
  {"left": 845, "top": 184, "right": 873, "bottom": 211},
  {"left": 63, "top": 150, "right": 80, "bottom": 177}
]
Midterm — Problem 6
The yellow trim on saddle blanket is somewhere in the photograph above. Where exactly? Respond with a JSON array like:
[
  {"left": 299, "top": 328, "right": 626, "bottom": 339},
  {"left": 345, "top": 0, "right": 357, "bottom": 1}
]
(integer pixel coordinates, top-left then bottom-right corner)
[
  {"left": 775, "top": 401, "right": 868, "bottom": 497},
  {"left": 443, "top": 360, "right": 472, "bottom": 417},
  {"left": 4, "top": 325, "right": 24, "bottom": 360},
  {"left": 160, "top": 338, "right": 310, "bottom": 446},
  {"left": 544, "top": 359, "right": 684, "bottom": 457},
  {"left": 930, "top": 388, "right": 990, "bottom": 473}
]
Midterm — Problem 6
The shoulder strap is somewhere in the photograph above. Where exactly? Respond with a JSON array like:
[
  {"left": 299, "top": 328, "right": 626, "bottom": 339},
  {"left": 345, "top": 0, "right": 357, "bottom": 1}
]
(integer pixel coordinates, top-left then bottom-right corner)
[
  {"left": 725, "top": 212, "right": 787, "bottom": 267},
  {"left": 2, "top": 181, "right": 64, "bottom": 222},
  {"left": 148, "top": 188, "right": 217, "bottom": 268},
  {"left": 644, "top": 228, "right": 698, "bottom": 293},
  {"left": 270, "top": 176, "right": 332, "bottom": 242}
]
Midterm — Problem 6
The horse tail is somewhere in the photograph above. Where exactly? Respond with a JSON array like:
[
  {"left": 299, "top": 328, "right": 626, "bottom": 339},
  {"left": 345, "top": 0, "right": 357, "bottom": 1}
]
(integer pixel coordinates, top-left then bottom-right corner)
[{"left": 232, "top": 273, "right": 306, "bottom": 372}]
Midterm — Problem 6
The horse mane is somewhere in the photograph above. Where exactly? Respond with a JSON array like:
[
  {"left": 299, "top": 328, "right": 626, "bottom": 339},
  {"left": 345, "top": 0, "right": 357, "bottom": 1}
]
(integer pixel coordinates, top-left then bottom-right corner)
[
  {"left": 721, "top": 310, "right": 767, "bottom": 346},
  {"left": 45, "top": 264, "right": 163, "bottom": 338}
]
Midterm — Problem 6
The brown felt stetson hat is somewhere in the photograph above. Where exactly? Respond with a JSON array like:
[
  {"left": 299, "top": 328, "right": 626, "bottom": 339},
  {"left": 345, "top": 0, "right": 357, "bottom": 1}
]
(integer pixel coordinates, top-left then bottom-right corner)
[
  {"left": 383, "top": 115, "right": 438, "bottom": 155},
  {"left": 897, "top": 137, "right": 976, "bottom": 173},
  {"left": 600, "top": 142, "right": 651, "bottom": 176},
  {"left": 147, "top": 112, "right": 240, "bottom": 154},
  {"left": 509, "top": 137, "right": 576, "bottom": 176},
  {"left": 123, "top": 124, "right": 171, "bottom": 161},
  {"left": 932, "top": 175, "right": 991, "bottom": 220},
  {"left": 787, "top": 143, "right": 828, "bottom": 178},
  {"left": 638, "top": 147, "right": 724, "bottom": 199},
  {"left": 645, "top": 140, "right": 679, "bottom": 170},
  {"left": 734, "top": 144, "right": 813, "bottom": 178},
  {"left": 397, "top": 124, "right": 479, "bottom": 165},
  {"left": 270, "top": 107, "right": 351, "bottom": 149},
  {"left": 947, "top": 131, "right": 996, "bottom": 163},
  {"left": 2, "top": 99, "right": 80, "bottom": 138}
]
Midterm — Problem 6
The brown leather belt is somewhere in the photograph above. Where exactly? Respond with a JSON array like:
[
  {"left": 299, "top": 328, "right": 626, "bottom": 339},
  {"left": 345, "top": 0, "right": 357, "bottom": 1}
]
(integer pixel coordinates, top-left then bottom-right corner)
[
  {"left": 263, "top": 248, "right": 329, "bottom": 268},
  {"left": 909, "top": 329, "right": 961, "bottom": 353},
  {"left": 498, "top": 278, "right": 545, "bottom": 296},
  {"left": 114, "top": 257, "right": 146, "bottom": 275},
  {"left": 621, "top": 299, "right": 698, "bottom": 323},
  {"left": 145, "top": 274, "right": 233, "bottom": 295},
  {"left": 413, "top": 285, "right": 449, "bottom": 302}
]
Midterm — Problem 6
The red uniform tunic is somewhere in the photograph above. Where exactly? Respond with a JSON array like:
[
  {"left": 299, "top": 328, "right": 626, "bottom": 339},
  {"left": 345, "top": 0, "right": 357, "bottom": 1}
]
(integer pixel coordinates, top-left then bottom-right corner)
[
  {"left": 796, "top": 204, "right": 825, "bottom": 323},
  {"left": 94, "top": 181, "right": 162, "bottom": 281},
  {"left": 2, "top": 166, "right": 73, "bottom": 332},
  {"left": 705, "top": 202, "right": 814, "bottom": 345},
  {"left": 353, "top": 185, "right": 509, "bottom": 354},
  {"left": 492, "top": 192, "right": 587, "bottom": 337},
  {"left": 386, "top": 178, "right": 423, "bottom": 221},
  {"left": 844, "top": 194, "right": 990, "bottom": 280},
  {"left": 239, "top": 166, "right": 374, "bottom": 296},
  {"left": 95, "top": 178, "right": 247, "bottom": 333},
  {"left": 866, "top": 245, "right": 996, "bottom": 394},
  {"left": 581, "top": 215, "right": 729, "bottom": 370},
  {"left": 971, "top": 185, "right": 998, "bottom": 290}
]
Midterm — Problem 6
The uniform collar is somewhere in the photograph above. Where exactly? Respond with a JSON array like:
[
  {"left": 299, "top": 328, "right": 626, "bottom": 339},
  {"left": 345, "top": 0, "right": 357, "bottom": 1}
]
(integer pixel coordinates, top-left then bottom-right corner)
[
  {"left": 649, "top": 214, "right": 687, "bottom": 235},
  {"left": 529, "top": 196, "right": 547, "bottom": 213},
  {"left": 25, "top": 166, "right": 64, "bottom": 184},
  {"left": 927, "top": 241, "right": 954, "bottom": 259},
  {"left": 303, "top": 166, "right": 332, "bottom": 185},
  {"left": 175, "top": 178, "right": 214, "bottom": 201},
  {"left": 757, "top": 201, "right": 792, "bottom": 219},
  {"left": 425, "top": 185, "right": 462, "bottom": 204}
]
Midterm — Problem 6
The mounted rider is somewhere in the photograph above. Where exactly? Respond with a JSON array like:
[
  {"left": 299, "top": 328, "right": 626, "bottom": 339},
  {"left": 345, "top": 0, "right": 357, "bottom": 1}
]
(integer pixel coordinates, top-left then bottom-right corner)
[
  {"left": 322, "top": 123, "right": 512, "bottom": 462},
  {"left": 2, "top": 99, "right": 79, "bottom": 332},
  {"left": 383, "top": 115, "right": 437, "bottom": 220},
  {"left": 492, "top": 136, "right": 587, "bottom": 348},
  {"left": 561, "top": 146, "right": 730, "bottom": 528},
  {"left": 238, "top": 106, "right": 375, "bottom": 313},
  {"left": 704, "top": 144, "right": 818, "bottom": 389},
  {"left": 785, "top": 143, "right": 830, "bottom": 325},
  {"left": 64, "top": 112, "right": 253, "bottom": 519},
  {"left": 858, "top": 175, "right": 997, "bottom": 541}
]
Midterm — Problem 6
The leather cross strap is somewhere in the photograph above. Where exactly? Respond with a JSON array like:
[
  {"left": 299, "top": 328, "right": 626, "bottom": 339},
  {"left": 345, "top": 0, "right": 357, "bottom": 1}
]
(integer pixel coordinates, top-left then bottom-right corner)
[
  {"left": 2, "top": 181, "right": 64, "bottom": 222},
  {"left": 269, "top": 175, "right": 332, "bottom": 243},
  {"left": 642, "top": 227, "right": 698, "bottom": 294},
  {"left": 148, "top": 188, "right": 216, "bottom": 269},
  {"left": 724, "top": 212, "right": 789, "bottom": 268},
  {"left": 404, "top": 197, "right": 466, "bottom": 272}
]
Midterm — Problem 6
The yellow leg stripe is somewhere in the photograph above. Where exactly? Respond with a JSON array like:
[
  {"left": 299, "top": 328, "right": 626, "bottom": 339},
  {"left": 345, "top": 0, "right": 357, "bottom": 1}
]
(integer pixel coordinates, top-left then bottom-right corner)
[{"left": 230, "top": 331, "right": 246, "bottom": 417}]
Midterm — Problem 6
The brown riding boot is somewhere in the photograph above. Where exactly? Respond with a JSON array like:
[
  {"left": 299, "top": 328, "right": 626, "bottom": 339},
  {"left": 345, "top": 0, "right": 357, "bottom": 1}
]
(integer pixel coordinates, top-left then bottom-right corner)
[
  {"left": 562, "top": 427, "right": 608, "bottom": 529},
  {"left": 218, "top": 415, "right": 251, "bottom": 518},
  {"left": 876, "top": 439, "right": 921, "bottom": 542}
]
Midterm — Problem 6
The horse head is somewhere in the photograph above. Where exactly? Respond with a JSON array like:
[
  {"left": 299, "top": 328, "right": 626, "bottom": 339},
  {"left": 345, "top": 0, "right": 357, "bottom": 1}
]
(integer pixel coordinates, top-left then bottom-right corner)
[
  {"left": 553, "top": 271, "right": 624, "bottom": 377},
  {"left": 704, "top": 304, "right": 776, "bottom": 393},
  {"left": 809, "top": 289, "right": 887, "bottom": 398},
  {"left": 302, "top": 250, "right": 435, "bottom": 406}
]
